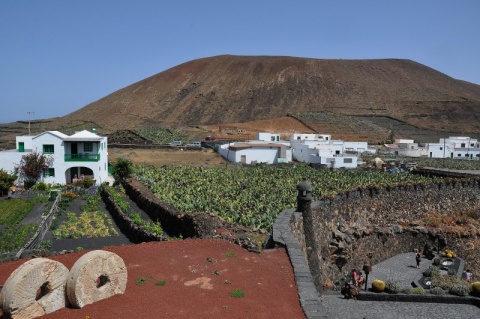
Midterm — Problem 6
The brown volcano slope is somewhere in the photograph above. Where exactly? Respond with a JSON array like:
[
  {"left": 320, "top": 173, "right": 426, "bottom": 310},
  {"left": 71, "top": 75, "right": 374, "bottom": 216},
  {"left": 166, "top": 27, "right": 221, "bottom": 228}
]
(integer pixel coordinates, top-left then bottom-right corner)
[
  {"left": 53, "top": 55, "right": 480, "bottom": 134},
  {"left": 1, "top": 55, "right": 480, "bottom": 147}
]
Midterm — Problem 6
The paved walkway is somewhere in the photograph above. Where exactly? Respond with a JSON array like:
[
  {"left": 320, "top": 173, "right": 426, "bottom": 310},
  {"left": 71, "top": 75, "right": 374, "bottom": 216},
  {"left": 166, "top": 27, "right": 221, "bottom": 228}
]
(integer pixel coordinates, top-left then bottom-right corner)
[
  {"left": 273, "top": 210, "right": 480, "bottom": 319},
  {"left": 317, "top": 253, "right": 480, "bottom": 319}
]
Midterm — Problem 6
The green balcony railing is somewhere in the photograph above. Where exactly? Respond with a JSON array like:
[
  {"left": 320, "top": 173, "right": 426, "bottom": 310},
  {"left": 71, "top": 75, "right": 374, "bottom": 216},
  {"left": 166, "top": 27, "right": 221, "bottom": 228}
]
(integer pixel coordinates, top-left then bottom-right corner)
[{"left": 64, "top": 153, "right": 100, "bottom": 162}]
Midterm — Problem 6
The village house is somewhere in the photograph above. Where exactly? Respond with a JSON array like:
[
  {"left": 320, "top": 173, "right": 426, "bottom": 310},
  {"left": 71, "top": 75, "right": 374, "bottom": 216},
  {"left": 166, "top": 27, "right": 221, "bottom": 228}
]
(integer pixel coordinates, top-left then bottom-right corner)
[
  {"left": 289, "top": 133, "right": 376, "bottom": 168},
  {"left": 428, "top": 136, "right": 480, "bottom": 160},
  {"left": 0, "top": 129, "right": 109, "bottom": 185},
  {"left": 217, "top": 132, "right": 292, "bottom": 164},
  {"left": 381, "top": 139, "right": 427, "bottom": 157},
  {"left": 218, "top": 132, "right": 375, "bottom": 167}
]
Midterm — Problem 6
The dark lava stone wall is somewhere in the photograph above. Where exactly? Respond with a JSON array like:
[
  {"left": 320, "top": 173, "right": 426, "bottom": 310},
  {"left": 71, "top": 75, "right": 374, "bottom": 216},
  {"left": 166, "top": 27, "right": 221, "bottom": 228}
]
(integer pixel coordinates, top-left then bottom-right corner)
[{"left": 302, "top": 178, "right": 480, "bottom": 293}]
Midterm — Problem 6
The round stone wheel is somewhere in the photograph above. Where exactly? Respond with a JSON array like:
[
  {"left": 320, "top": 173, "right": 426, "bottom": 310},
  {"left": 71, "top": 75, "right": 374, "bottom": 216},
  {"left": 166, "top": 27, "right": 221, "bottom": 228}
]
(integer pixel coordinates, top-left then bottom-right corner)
[
  {"left": 0, "top": 258, "right": 69, "bottom": 319},
  {"left": 66, "top": 250, "right": 127, "bottom": 308}
]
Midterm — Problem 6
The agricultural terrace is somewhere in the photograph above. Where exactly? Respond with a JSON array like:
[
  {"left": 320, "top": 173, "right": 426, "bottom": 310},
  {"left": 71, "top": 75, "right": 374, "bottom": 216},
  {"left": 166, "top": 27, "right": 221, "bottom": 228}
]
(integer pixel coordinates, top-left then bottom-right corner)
[
  {"left": 133, "top": 163, "right": 441, "bottom": 230},
  {"left": 0, "top": 197, "right": 45, "bottom": 254}
]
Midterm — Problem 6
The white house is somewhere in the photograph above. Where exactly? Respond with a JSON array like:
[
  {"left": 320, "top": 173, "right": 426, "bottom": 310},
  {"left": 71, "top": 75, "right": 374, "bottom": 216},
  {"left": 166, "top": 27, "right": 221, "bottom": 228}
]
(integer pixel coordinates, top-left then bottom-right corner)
[
  {"left": 428, "top": 136, "right": 480, "bottom": 160},
  {"left": 289, "top": 133, "right": 375, "bottom": 168},
  {"left": 0, "top": 129, "right": 109, "bottom": 185},
  {"left": 382, "top": 139, "right": 427, "bottom": 157},
  {"left": 218, "top": 141, "right": 292, "bottom": 164}
]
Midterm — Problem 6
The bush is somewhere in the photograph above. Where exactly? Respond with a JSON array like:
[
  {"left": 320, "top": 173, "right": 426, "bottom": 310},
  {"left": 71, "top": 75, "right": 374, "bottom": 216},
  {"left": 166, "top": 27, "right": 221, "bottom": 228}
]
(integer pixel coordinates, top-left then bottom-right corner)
[
  {"left": 0, "top": 169, "right": 16, "bottom": 196},
  {"left": 430, "top": 286, "right": 446, "bottom": 295},
  {"left": 433, "top": 257, "right": 441, "bottom": 266},
  {"left": 432, "top": 273, "right": 465, "bottom": 290},
  {"left": 112, "top": 158, "right": 133, "bottom": 183},
  {"left": 33, "top": 182, "right": 48, "bottom": 191},
  {"left": 449, "top": 284, "right": 470, "bottom": 296},
  {"left": 411, "top": 287, "right": 426, "bottom": 295},
  {"left": 471, "top": 282, "right": 480, "bottom": 297},
  {"left": 371, "top": 280, "right": 385, "bottom": 292},
  {"left": 422, "top": 265, "right": 439, "bottom": 277},
  {"left": 385, "top": 280, "right": 401, "bottom": 294},
  {"left": 82, "top": 177, "right": 95, "bottom": 188}
]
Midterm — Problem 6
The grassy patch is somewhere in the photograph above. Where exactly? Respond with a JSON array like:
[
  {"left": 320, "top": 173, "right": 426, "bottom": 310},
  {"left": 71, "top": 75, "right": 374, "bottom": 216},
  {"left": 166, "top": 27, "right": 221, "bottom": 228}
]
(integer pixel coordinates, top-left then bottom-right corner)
[{"left": 229, "top": 289, "right": 245, "bottom": 298}]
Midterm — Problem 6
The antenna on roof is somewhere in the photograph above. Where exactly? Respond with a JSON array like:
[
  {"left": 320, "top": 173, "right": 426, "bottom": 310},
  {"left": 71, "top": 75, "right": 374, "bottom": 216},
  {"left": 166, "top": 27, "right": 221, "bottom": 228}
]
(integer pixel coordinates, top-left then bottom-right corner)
[{"left": 27, "top": 111, "right": 35, "bottom": 135}]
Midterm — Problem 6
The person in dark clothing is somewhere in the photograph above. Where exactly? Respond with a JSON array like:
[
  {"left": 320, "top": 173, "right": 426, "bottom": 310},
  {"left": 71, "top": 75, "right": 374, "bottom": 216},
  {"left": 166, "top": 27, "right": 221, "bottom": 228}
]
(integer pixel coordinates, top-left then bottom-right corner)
[{"left": 415, "top": 250, "right": 421, "bottom": 269}]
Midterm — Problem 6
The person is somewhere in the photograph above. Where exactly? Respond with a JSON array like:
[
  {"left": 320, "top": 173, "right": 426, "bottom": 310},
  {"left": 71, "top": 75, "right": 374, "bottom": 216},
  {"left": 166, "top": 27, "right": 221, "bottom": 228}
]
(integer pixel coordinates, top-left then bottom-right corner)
[
  {"left": 465, "top": 269, "right": 472, "bottom": 282},
  {"left": 357, "top": 271, "right": 365, "bottom": 288},
  {"left": 415, "top": 250, "right": 421, "bottom": 269},
  {"left": 351, "top": 268, "right": 358, "bottom": 286}
]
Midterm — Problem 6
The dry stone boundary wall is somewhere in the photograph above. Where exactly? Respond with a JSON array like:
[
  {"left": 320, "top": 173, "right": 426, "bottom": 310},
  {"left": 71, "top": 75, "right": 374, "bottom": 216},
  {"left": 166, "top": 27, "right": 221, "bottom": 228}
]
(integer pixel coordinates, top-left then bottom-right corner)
[{"left": 300, "top": 175, "right": 480, "bottom": 293}]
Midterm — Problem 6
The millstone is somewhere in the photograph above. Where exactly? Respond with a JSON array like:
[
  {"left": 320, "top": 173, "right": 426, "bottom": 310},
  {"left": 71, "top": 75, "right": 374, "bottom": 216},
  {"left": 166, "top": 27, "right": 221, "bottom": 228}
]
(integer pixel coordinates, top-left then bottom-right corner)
[
  {"left": 0, "top": 258, "right": 69, "bottom": 319},
  {"left": 66, "top": 250, "right": 127, "bottom": 308}
]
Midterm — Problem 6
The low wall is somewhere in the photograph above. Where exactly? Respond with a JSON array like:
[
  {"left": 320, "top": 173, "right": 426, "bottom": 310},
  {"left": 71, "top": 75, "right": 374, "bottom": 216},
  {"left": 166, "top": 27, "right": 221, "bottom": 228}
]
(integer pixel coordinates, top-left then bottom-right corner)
[
  {"left": 100, "top": 186, "right": 167, "bottom": 243},
  {"left": 302, "top": 176, "right": 480, "bottom": 293},
  {"left": 121, "top": 179, "right": 227, "bottom": 239}
]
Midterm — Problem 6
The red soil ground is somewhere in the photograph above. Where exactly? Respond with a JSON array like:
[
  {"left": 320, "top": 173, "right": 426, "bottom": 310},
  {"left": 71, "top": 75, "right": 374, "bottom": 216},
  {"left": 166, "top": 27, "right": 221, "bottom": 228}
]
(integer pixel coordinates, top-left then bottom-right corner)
[{"left": 0, "top": 239, "right": 306, "bottom": 319}]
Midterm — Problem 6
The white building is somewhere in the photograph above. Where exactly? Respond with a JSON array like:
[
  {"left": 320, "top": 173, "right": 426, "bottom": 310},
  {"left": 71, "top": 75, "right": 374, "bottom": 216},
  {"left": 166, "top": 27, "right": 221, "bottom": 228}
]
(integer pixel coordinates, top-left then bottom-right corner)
[
  {"left": 218, "top": 132, "right": 375, "bottom": 168},
  {"left": 0, "top": 129, "right": 109, "bottom": 185},
  {"left": 218, "top": 140, "right": 292, "bottom": 164},
  {"left": 428, "top": 136, "right": 480, "bottom": 160},
  {"left": 382, "top": 139, "right": 427, "bottom": 157},
  {"left": 289, "top": 133, "right": 375, "bottom": 168}
]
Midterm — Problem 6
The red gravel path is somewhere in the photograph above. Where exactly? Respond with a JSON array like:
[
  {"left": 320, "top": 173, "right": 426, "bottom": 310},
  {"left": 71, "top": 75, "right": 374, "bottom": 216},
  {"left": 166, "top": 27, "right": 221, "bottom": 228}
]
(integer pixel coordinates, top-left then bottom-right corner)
[{"left": 0, "top": 239, "right": 306, "bottom": 319}]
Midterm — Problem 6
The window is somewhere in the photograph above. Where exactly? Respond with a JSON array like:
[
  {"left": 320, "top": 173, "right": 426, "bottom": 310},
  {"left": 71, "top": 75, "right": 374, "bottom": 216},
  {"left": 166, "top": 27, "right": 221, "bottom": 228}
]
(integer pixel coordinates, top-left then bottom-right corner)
[
  {"left": 440, "top": 147, "right": 443, "bottom": 150},
  {"left": 457, "top": 154, "right": 461, "bottom": 157},
  {"left": 43, "top": 168, "right": 55, "bottom": 177},
  {"left": 84, "top": 142, "right": 93, "bottom": 152},
  {"left": 465, "top": 154, "right": 469, "bottom": 157},
  {"left": 344, "top": 158, "right": 353, "bottom": 163},
  {"left": 461, "top": 143, "right": 466, "bottom": 147},
  {"left": 471, "top": 143, "right": 475, "bottom": 147},
  {"left": 335, "top": 150, "right": 340, "bottom": 155},
  {"left": 43, "top": 144, "right": 54, "bottom": 154}
]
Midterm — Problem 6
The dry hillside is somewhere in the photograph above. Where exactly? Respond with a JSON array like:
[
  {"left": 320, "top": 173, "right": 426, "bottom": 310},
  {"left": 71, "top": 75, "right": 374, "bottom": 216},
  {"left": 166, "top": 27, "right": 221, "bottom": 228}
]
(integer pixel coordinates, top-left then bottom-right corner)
[{"left": 1, "top": 55, "right": 479, "bottom": 145}]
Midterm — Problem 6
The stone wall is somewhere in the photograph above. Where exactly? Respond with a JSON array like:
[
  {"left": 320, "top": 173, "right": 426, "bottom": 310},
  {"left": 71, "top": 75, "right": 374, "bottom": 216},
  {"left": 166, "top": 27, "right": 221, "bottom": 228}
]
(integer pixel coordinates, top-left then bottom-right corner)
[
  {"left": 100, "top": 186, "right": 167, "bottom": 243},
  {"left": 302, "top": 177, "right": 480, "bottom": 293},
  {"left": 121, "top": 179, "right": 226, "bottom": 239}
]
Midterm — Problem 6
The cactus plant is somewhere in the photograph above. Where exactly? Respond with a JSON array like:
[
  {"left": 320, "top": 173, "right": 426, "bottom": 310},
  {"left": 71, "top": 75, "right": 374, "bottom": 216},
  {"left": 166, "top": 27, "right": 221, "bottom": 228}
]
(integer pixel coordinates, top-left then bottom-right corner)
[
  {"left": 411, "top": 287, "right": 426, "bottom": 295},
  {"left": 371, "top": 279, "right": 385, "bottom": 292},
  {"left": 422, "top": 265, "right": 439, "bottom": 278},
  {"left": 449, "top": 284, "right": 470, "bottom": 296},
  {"left": 430, "top": 286, "right": 445, "bottom": 295},
  {"left": 433, "top": 257, "right": 441, "bottom": 266},
  {"left": 471, "top": 282, "right": 480, "bottom": 296},
  {"left": 385, "top": 280, "right": 401, "bottom": 294}
]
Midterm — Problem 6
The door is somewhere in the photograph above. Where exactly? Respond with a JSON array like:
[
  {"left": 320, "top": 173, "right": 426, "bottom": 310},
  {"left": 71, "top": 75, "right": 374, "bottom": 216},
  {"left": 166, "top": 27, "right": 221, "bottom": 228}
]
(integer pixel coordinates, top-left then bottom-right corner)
[
  {"left": 71, "top": 143, "right": 78, "bottom": 154},
  {"left": 19, "top": 142, "right": 24, "bottom": 152},
  {"left": 240, "top": 155, "right": 246, "bottom": 164}
]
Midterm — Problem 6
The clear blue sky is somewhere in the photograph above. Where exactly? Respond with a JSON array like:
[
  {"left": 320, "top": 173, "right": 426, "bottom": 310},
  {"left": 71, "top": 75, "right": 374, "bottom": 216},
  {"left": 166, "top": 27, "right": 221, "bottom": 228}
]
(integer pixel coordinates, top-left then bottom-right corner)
[{"left": 1, "top": 0, "right": 479, "bottom": 124}]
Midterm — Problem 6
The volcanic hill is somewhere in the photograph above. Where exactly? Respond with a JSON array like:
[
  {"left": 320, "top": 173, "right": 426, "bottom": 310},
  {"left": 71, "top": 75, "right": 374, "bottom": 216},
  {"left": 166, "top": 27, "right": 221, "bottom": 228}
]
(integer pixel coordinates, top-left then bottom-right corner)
[{"left": 1, "top": 55, "right": 480, "bottom": 144}]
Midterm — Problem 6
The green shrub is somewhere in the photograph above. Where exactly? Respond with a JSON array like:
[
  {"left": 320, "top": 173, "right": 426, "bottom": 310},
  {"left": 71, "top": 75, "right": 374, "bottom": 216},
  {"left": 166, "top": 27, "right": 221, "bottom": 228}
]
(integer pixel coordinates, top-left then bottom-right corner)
[
  {"left": 371, "top": 280, "right": 385, "bottom": 292},
  {"left": 471, "top": 282, "right": 480, "bottom": 296},
  {"left": 33, "top": 182, "right": 48, "bottom": 191},
  {"left": 82, "top": 177, "right": 95, "bottom": 188},
  {"left": 449, "top": 284, "right": 470, "bottom": 296},
  {"left": 229, "top": 289, "right": 245, "bottom": 298},
  {"left": 431, "top": 273, "right": 465, "bottom": 290},
  {"left": 422, "top": 265, "right": 439, "bottom": 277},
  {"left": 385, "top": 280, "right": 401, "bottom": 294},
  {"left": 430, "top": 287, "right": 446, "bottom": 295},
  {"left": 0, "top": 169, "right": 16, "bottom": 196},
  {"left": 433, "top": 257, "right": 441, "bottom": 266},
  {"left": 112, "top": 158, "right": 133, "bottom": 183},
  {"left": 411, "top": 287, "right": 426, "bottom": 295},
  {"left": 447, "top": 268, "right": 456, "bottom": 276}
]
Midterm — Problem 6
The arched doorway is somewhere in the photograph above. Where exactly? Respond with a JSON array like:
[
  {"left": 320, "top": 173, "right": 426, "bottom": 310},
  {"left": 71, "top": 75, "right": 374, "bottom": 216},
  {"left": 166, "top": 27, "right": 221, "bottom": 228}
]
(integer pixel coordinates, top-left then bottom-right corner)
[{"left": 66, "top": 167, "right": 94, "bottom": 184}]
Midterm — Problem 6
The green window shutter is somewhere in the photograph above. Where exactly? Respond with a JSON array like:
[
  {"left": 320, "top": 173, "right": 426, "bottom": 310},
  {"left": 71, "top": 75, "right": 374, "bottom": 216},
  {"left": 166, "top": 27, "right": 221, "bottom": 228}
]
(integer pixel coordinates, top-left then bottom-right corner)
[{"left": 43, "top": 144, "right": 54, "bottom": 154}]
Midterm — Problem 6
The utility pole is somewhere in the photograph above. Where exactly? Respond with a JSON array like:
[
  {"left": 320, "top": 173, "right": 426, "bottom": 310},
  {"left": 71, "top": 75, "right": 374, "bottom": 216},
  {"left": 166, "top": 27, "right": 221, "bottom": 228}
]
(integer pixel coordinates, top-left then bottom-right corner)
[{"left": 27, "top": 111, "right": 34, "bottom": 135}]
